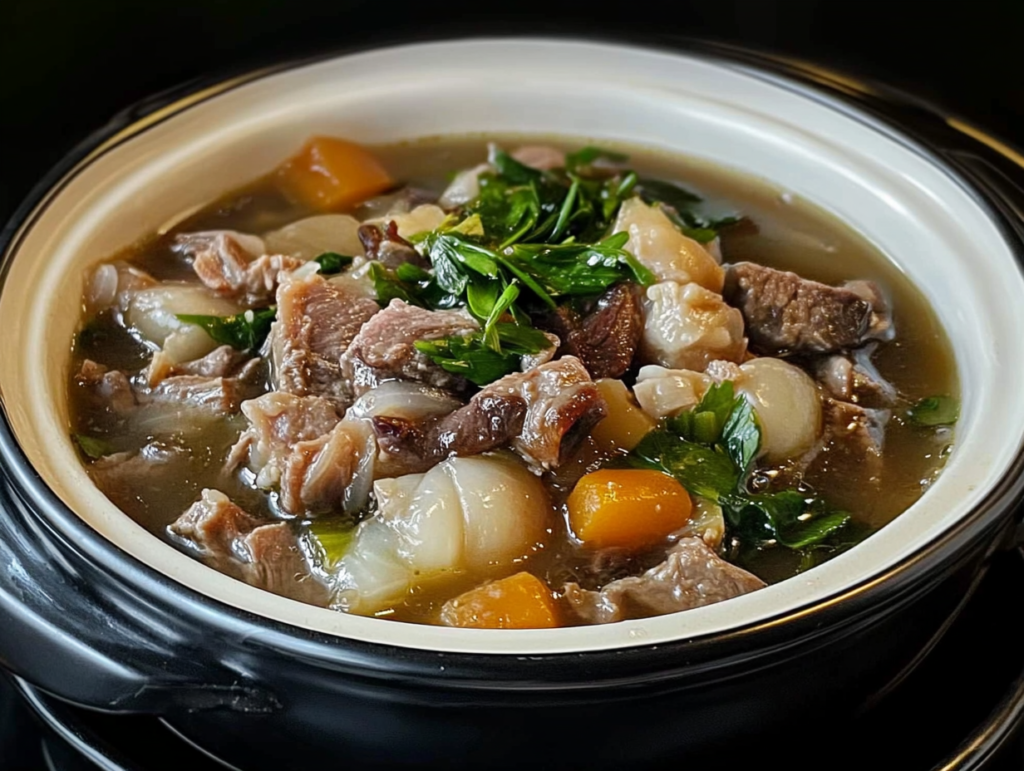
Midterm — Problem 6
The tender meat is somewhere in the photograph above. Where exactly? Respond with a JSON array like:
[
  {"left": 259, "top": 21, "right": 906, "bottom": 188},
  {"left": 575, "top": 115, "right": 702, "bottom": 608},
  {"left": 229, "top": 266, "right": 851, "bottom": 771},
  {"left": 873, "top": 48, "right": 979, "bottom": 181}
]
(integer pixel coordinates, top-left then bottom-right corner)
[
  {"left": 373, "top": 357, "right": 607, "bottom": 472},
  {"left": 169, "top": 489, "right": 326, "bottom": 603},
  {"left": 641, "top": 281, "right": 747, "bottom": 371},
  {"left": 562, "top": 537, "right": 766, "bottom": 624},
  {"left": 143, "top": 345, "right": 259, "bottom": 387},
  {"left": 357, "top": 221, "right": 430, "bottom": 269},
  {"left": 813, "top": 345, "right": 896, "bottom": 406},
  {"left": 613, "top": 197, "right": 725, "bottom": 292},
  {"left": 723, "top": 262, "right": 888, "bottom": 355},
  {"left": 74, "top": 360, "right": 136, "bottom": 416},
  {"left": 845, "top": 280, "right": 894, "bottom": 342},
  {"left": 511, "top": 145, "right": 565, "bottom": 170},
  {"left": 227, "top": 392, "right": 375, "bottom": 516},
  {"left": 89, "top": 443, "right": 187, "bottom": 505},
  {"left": 269, "top": 272, "right": 380, "bottom": 407},
  {"left": 339, "top": 299, "right": 479, "bottom": 396},
  {"left": 536, "top": 285, "right": 643, "bottom": 379},
  {"left": 177, "top": 231, "right": 303, "bottom": 305},
  {"left": 140, "top": 375, "right": 249, "bottom": 414}
]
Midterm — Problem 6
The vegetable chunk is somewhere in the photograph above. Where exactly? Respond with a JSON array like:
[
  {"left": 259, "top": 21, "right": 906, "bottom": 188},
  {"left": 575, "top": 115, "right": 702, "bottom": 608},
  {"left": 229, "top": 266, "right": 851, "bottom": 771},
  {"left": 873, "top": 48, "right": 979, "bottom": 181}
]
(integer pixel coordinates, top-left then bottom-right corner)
[
  {"left": 440, "top": 572, "right": 560, "bottom": 629},
  {"left": 568, "top": 469, "right": 692, "bottom": 550},
  {"left": 277, "top": 136, "right": 394, "bottom": 211}
]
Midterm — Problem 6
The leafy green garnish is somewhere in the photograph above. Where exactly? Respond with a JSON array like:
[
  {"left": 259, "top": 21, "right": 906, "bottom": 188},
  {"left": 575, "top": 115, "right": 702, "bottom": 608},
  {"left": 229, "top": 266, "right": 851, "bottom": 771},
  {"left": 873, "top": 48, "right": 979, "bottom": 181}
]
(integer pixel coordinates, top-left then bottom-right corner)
[
  {"left": 415, "top": 323, "right": 552, "bottom": 386},
  {"left": 908, "top": 395, "right": 959, "bottom": 427},
  {"left": 73, "top": 433, "right": 114, "bottom": 460},
  {"left": 176, "top": 306, "right": 277, "bottom": 351},
  {"left": 629, "top": 381, "right": 853, "bottom": 557},
  {"left": 313, "top": 252, "right": 354, "bottom": 274},
  {"left": 564, "top": 146, "right": 629, "bottom": 172}
]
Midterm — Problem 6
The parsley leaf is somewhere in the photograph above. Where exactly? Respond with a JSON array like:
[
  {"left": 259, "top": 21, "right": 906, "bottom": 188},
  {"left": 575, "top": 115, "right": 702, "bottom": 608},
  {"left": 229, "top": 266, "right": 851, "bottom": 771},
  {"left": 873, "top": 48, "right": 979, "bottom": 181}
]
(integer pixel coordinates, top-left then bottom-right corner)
[
  {"left": 908, "top": 395, "right": 959, "bottom": 427},
  {"left": 177, "top": 306, "right": 276, "bottom": 351}
]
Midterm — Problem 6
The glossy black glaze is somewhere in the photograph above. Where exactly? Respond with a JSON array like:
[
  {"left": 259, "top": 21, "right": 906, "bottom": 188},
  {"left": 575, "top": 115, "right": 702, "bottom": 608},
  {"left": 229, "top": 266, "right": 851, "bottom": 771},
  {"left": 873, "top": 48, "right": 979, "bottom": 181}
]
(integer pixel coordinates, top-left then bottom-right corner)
[{"left": 2, "top": 38, "right": 1024, "bottom": 770}]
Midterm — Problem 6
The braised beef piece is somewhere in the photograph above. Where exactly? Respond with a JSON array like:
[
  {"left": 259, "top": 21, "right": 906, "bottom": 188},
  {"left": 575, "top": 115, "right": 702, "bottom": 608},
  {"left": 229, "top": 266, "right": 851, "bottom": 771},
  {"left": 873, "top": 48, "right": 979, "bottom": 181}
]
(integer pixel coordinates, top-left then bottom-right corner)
[
  {"left": 339, "top": 299, "right": 479, "bottom": 396},
  {"left": 75, "top": 360, "right": 136, "bottom": 417},
  {"left": 269, "top": 273, "right": 380, "bottom": 408},
  {"left": 177, "top": 231, "right": 302, "bottom": 305},
  {"left": 89, "top": 442, "right": 188, "bottom": 509},
  {"left": 141, "top": 374, "right": 250, "bottom": 414},
  {"left": 169, "top": 489, "right": 326, "bottom": 604},
  {"left": 816, "top": 398, "right": 890, "bottom": 482},
  {"left": 373, "top": 356, "right": 607, "bottom": 472},
  {"left": 536, "top": 284, "right": 643, "bottom": 379},
  {"left": 562, "top": 537, "right": 766, "bottom": 624},
  {"left": 226, "top": 392, "right": 374, "bottom": 516},
  {"left": 813, "top": 345, "right": 896, "bottom": 407},
  {"left": 358, "top": 221, "right": 430, "bottom": 270},
  {"left": 723, "top": 262, "right": 890, "bottom": 355}
]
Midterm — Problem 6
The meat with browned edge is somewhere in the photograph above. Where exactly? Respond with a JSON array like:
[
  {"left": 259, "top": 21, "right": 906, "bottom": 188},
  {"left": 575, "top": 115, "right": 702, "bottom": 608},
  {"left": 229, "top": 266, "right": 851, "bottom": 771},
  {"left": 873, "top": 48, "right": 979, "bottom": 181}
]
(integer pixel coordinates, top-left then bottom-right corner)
[
  {"left": 373, "top": 356, "right": 607, "bottom": 472},
  {"left": 723, "top": 262, "right": 890, "bottom": 354},
  {"left": 536, "top": 284, "right": 643, "bottom": 379},
  {"left": 358, "top": 221, "right": 430, "bottom": 269},
  {"left": 562, "top": 537, "right": 766, "bottom": 623}
]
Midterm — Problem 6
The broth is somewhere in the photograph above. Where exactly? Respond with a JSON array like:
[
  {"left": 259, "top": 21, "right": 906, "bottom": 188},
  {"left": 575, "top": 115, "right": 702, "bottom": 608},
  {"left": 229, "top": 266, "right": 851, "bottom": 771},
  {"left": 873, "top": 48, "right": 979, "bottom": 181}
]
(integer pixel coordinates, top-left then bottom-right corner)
[{"left": 67, "top": 135, "right": 957, "bottom": 625}]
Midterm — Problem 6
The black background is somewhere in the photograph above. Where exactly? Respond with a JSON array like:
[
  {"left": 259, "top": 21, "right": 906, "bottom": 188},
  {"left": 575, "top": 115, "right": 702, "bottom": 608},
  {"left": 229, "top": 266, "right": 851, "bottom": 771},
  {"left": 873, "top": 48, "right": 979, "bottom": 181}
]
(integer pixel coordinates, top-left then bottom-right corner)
[
  {"left": 3, "top": 0, "right": 1024, "bottom": 225},
  {"left": 3, "top": 1, "right": 1024, "bottom": 768}
]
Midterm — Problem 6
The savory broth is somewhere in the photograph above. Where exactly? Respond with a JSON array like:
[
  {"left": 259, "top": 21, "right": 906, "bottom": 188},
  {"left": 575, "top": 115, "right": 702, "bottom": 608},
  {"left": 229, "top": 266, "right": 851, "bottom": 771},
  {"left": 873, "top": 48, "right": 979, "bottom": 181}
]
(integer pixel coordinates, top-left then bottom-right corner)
[{"left": 68, "top": 135, "right": 957, "bottom": 626}]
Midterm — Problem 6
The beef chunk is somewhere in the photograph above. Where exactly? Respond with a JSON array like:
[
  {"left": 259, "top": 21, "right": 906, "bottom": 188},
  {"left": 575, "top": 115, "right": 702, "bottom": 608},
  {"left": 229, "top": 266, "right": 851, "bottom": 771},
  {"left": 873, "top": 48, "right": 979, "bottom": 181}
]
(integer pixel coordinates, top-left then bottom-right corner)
[
  {"left": 74, "top": 360, "right": 136, "bottom": 416},
  {"left": 269, "top": 272, "right": 380, "bottom": 407},
  {"left": 227, "top": 392, "right": 374, "bottom": 516},
  {"left": 817, "top": 398, "right": 890, "bottom": 482},
  {"left": 536, "top": 284, "right": 643, "bottom": 379},
  {"left": 373, "top": 356, "right": 607, "bottom": 472},
  {"left": 339, "top": 299, "right": 479, "bottom": 396},
  {"left": 562, "top": 537, "right": 766, "bottom": 624},
  {"left": 89, "top": 442, "right": 188, "bottom": 509},
  {"left": 813, "top": 345, "right": 896, "bottom": 407},
  {"left": 141, "top": 375, "right": 248, "bottom": 414},
  {"left": 357, "top": 221, "right": 430, "bottom": 270},
  {"left": 723, "top": 262, "right": 888, "bottom": 354},
  {"left": 177, "top": 231, "right": 303, "bottom": 305},
  {"left": 169, "top": 489, "right": 326, "bottom": 604}
]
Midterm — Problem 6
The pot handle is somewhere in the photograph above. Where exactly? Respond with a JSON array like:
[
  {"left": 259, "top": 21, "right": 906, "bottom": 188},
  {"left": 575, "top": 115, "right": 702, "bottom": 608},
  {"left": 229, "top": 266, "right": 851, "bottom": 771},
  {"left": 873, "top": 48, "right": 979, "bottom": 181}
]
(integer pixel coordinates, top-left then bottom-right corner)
[{"left": 0, "top": 477, "right": 278, "bottom": 715}]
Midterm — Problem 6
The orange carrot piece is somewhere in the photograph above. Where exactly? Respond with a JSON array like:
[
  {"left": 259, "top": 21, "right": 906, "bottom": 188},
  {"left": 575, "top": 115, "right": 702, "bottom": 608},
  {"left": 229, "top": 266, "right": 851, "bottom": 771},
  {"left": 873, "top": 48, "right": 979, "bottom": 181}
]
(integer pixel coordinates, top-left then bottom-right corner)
[
  {"left": 439, "top": 572, "right": 560, "bottom": 629},
  {"left": 567, "top": 469, "right": 692, "bottom": 551},
  {"left": 276, "top": 136, "right": 393, "bottom": 211}
]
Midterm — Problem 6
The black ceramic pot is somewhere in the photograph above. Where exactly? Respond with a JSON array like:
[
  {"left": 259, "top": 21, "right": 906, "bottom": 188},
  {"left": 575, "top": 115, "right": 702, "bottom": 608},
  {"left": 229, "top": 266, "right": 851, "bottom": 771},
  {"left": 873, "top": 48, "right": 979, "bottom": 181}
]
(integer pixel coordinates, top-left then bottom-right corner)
[{"left": 2, "top": 37, "right": 1024, "bottom": 771}]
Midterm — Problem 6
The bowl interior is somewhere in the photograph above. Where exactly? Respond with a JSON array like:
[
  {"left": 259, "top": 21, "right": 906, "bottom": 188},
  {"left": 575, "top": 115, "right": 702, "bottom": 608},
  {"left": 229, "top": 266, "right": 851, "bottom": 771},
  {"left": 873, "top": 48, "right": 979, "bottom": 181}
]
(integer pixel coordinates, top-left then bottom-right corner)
[{"left": 2, "top": 38, "right": 1024, "bottom": 655}]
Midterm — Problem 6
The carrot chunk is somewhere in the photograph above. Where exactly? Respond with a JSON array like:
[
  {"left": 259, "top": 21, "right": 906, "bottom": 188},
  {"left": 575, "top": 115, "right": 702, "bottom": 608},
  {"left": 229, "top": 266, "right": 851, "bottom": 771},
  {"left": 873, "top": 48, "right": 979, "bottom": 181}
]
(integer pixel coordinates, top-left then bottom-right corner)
[
  {"left": 439, "top": 572, "right": 560, "bottom": 629},
  {"left": 567, "top": 469, "right": 692, "bottom": 551},
  {"left": 276, "top": 136, "right": 393, "bottom": 211}
]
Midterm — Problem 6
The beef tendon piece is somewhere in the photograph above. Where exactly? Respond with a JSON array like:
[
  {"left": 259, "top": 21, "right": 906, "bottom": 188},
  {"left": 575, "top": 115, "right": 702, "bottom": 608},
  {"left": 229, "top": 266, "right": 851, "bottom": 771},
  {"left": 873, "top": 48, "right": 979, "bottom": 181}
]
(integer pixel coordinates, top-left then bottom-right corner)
[
  {"left": 641, "top": 281, "right": 747, "bottom": 371},
  {"left": 723, "top": 262, "right": 890, "bottom": 355},
  {"left": 269, "top": 272, "right": 380, "bottom": 408},
  {"left": 227, "top": 392, "right": 376, "bottom": 516},
  {"left": 562, "top": 537, "right": 766, "bottom": 624}
]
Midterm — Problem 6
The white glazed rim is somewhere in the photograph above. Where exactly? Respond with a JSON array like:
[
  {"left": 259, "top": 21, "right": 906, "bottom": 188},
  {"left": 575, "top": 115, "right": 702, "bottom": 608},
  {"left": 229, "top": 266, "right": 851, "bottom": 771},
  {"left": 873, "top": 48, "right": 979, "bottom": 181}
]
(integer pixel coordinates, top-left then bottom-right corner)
[{"left": 2, "top": 38, "right": 1024, "bottom": 656}]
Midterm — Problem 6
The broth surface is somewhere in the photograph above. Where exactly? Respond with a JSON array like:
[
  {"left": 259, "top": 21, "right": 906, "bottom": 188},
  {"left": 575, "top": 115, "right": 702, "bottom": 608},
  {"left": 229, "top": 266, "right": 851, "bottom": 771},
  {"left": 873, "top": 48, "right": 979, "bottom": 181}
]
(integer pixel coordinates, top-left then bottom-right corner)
[{"left": 68, "top": 135, "right": 958, "bottom": 623}]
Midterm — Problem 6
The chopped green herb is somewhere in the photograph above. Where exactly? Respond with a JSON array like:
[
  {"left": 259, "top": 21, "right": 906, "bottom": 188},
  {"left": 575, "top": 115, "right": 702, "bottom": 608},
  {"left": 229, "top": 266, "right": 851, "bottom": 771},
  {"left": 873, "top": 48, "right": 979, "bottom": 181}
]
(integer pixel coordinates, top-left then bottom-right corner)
[
  {"left": 414, "top": 323, "right": 551, "bottom": 387},
  {"left": 908, "top": 395, "right": 959, "bottom": 427},
  {"left": 176, "top": 306, "right": 277, "bottom": 351},
  {"left": 629, "top": 381, "right": 851, "bottom": 557},
  {"left": 73, "top": 433, "right": 114, "bottom": 460},
  {"left": 313, "top": 252, "right": 353, "bottom": 274}
]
